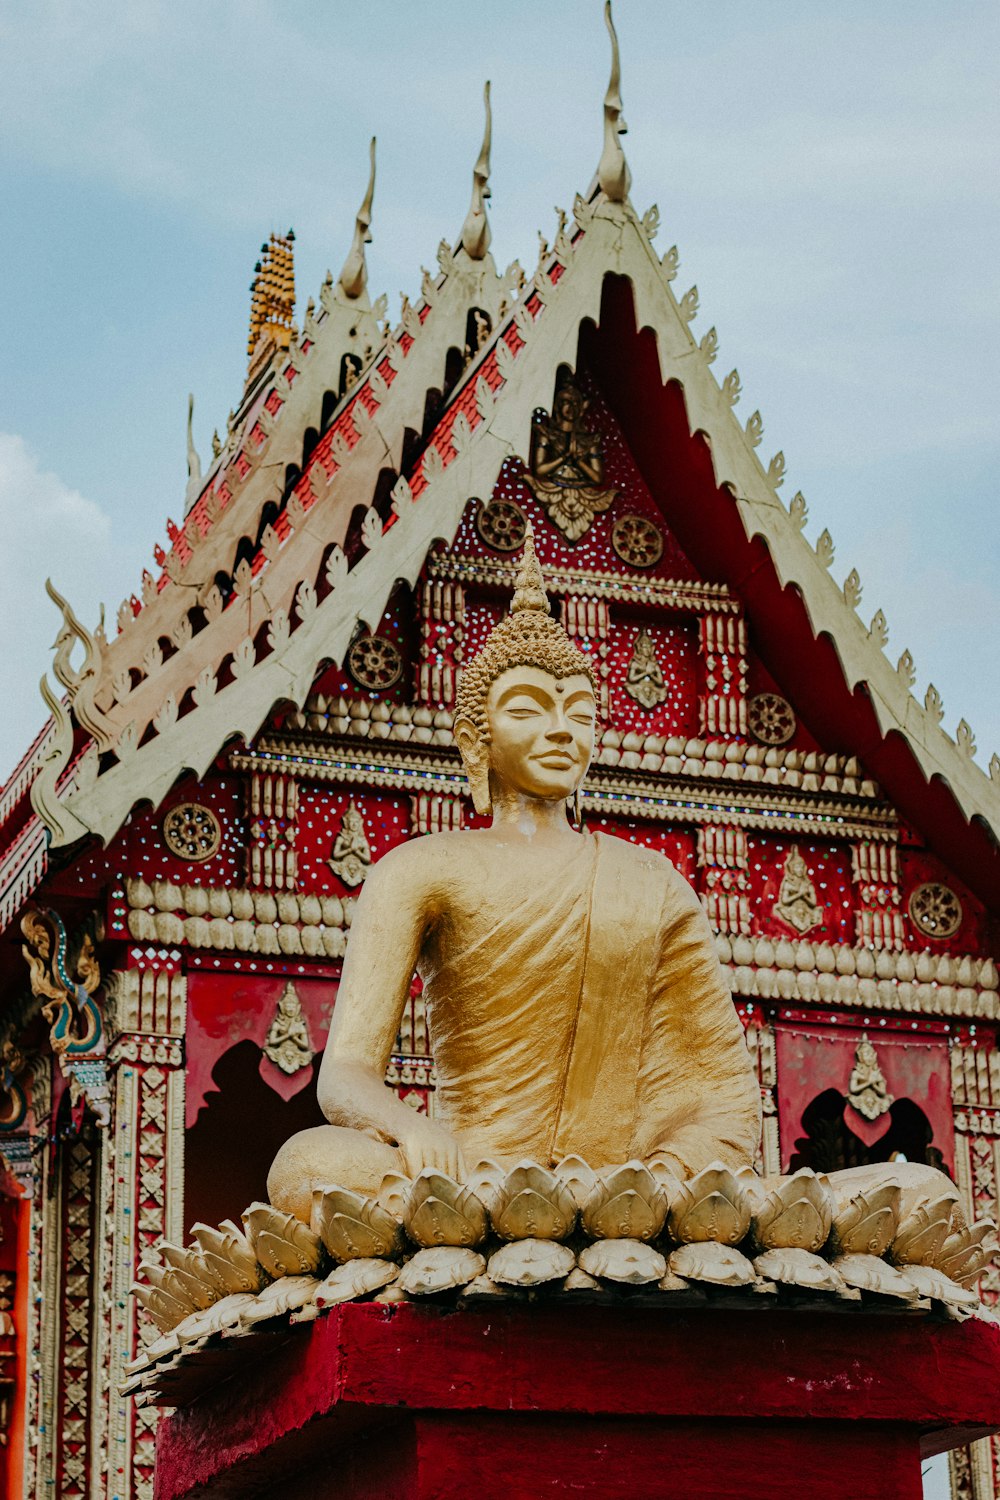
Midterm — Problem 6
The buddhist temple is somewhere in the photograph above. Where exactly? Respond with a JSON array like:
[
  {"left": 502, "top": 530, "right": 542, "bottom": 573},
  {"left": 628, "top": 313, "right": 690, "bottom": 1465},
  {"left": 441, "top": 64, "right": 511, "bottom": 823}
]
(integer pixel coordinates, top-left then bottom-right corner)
[{"left": 0, "top": 6, "right": 998, "bottom": 1497}]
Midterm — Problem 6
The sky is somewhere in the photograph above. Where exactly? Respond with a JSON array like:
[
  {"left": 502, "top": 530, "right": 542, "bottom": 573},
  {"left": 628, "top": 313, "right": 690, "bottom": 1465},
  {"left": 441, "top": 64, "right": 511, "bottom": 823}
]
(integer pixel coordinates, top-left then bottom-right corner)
[{"left": 1, "top": 0, "right": 998, "bottom": 792}]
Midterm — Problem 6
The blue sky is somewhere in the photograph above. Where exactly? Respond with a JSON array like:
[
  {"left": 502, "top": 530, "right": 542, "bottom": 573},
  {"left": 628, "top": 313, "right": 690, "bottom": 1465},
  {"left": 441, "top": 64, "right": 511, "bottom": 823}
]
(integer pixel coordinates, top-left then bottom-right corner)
[{"left": 1, "top": 0, "right": 998, "bottom": 789}]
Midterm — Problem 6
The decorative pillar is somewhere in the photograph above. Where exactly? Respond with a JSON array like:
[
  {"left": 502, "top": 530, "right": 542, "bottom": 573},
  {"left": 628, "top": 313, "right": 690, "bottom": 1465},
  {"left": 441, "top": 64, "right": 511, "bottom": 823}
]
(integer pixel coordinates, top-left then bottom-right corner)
[
  {"left": 16, "top": 1056, "right": 56, "bottom": 1500},
  {"left": 698, "top": 611, "right": 746, "bottom": 739},
  {"left": 562, "top": 596, "right": 610, "bottom": 717},
  {"left": 409, "top": 794, "right": 464, "bottom": 836},
  {"left": 98, "top": 962, "right": 186, "bottom": 1500},
  {"left": 743, "top": 1012, "right": 780, "bottom": 1175},
  {"left": 697, "top": 825, "right": 751, "bottom": 937},
  {"left": 247, "top": 773, "right": 299, "bottom": 889},
  {"left": 851, "top": 840, "right": 905, "bottom": 950},
  {"left": 418, "top": 581, "right": 465, "bottom": 708},
  {"left": 950, "top": 1035, "right": 1000, "bottom": 1499}
]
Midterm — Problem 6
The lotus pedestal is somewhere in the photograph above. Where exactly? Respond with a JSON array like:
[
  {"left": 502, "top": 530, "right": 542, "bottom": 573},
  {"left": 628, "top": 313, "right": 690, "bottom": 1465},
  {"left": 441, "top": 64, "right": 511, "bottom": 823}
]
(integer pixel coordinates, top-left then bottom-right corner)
[{"left": 152, "top": 1302, "right": 1000, "bottom": 1500}]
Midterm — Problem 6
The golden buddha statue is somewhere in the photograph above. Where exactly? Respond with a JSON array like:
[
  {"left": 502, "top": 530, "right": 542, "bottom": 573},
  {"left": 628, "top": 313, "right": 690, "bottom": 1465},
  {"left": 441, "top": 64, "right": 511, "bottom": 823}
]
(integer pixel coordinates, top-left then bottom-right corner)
[
  {"left": 132, "top": 533, "right": 993, "bottom": 1350},
  {"left": 268, "top": 531, "right": 761, "bottom": 1223}
]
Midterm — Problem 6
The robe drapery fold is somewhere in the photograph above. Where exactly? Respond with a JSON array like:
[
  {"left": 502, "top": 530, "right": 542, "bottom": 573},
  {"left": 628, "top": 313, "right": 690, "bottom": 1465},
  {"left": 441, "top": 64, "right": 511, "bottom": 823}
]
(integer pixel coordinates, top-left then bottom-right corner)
[{"left": 419, "top": 833, "right": 760, "bottom": 1173}]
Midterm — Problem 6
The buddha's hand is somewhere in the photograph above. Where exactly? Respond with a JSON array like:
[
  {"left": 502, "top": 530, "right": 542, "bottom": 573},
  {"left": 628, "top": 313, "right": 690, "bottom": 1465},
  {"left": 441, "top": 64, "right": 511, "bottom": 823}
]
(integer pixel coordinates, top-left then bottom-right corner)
[{"left": 395, "top": 1115, "right": 466, "bottom": 1181}]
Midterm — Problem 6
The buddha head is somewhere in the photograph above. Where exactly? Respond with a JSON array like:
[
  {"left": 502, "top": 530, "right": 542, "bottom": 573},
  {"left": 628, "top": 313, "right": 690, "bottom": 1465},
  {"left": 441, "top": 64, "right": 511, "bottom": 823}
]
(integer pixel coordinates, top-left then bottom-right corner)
[{"left": 454, "top": 527, "right": 598, "bottom": 816}]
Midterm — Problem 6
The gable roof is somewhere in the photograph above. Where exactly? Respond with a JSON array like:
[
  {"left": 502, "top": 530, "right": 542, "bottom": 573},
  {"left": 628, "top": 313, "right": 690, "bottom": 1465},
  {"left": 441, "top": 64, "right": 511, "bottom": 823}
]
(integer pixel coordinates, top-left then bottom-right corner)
[{"left": 14, "top": 166, "right": 1000, "bottom": 906}]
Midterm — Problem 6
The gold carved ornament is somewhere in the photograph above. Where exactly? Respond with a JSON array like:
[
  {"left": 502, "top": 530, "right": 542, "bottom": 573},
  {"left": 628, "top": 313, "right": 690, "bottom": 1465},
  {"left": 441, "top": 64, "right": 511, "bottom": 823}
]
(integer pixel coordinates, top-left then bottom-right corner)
[
  {"left": 623, "top": 629, "right": 667, "bottom": 710},
  {"left": 846, "top": 1033, "right": 894, "bottom": 1123},
  {"left": 611, "top": 514, "right": 663, "bottom": 569},
  {"left": 162, "top": 803, "right": 222, "bottom": 862},
  {"left": 347, "top": 634, "right": 402, "bottom": 692},
  {"left": 908, "top": 882, "right": 962, "bottom": 941},
  {"left": 263, "top": 982, "right": 314, "bottom": 1076},
  {"left": 327, "top": 802, "right": 372, "bottom": 888},
  {"left": 772, "top": 845, "right": 825, "bottom": 936},
  {"left": 748, "top": 691, "right": 796, "bottom": 746},
  {"left": 475, "top": 499, "right": 527, "bottom": 553},
  {"left": 525, "top": 379, "right": 616, "bottom": 541}
]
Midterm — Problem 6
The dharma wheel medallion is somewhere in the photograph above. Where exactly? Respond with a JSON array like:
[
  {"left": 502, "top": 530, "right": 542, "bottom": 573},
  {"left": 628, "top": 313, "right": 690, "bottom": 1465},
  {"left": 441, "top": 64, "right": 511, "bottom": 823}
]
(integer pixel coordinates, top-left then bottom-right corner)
[
  {"left": 909, "top": 882, "right": 962, "bottom": 941},
  {"left": 347, "top": 633, "right": 403, "bottom": 692},
  {"left": 476, "top": 499, "right": 527, "bottom": 552},
  {"left": 162, "top": 802, "right": 222, "bottom": 862},
  {"left": 611, "top": 513, "right": 663, "bottom": 569},
  {"left": 748, "top": 692, "right": 796, "bottom": 746}
]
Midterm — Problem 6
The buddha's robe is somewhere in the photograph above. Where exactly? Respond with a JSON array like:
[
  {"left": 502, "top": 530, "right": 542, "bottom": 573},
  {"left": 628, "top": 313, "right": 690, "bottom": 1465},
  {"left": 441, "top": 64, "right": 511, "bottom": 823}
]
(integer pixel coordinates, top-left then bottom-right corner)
[{"left": 419, "top": 831, "right": 761, "bottom": 1173}]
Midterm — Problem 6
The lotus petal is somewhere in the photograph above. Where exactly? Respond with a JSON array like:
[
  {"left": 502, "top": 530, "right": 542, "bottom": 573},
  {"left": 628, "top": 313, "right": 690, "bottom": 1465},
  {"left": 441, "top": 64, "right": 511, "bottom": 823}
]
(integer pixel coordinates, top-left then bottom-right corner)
[
  {"left": 833, "top": 1253, "right": 919, "bottom": 1301},
  {"left": 752, "top": 1169, "right": 833, "bottom": 1252},
  {"left": 736, "top": 1167, "right": 770, "bottom": 1215},
  {"left": 241, "top": 1275, "right": 319, "bottom": 1328},
  {"left": 753, "top": 1247, "right": 845, "bottom": 1294},
  {"left": 561, "top": 1267, "right": 607, "bottom": 1296},
  {"left": 829, "top": 1184, "right": 900, "bottom": 1258},
  {"left": 173, "top": 1292, "right": 257, "bottom": 1344},
  {"left": 578, "top": 1237, "right": 667, "bottom": 1285},
  {"left": 666, "top": 1162, "right": 751, "bottom": 1246},
  {"left": 314, "top": 1187, "right": 407, "bottom": 1261},
  {"left": 898, "top": 1263, "right": 979, "bottom": 1317},
  {"left": 891, "top": 1194, "right": 956, "bottom": 1266},
  {"left": 488, "top": 1238, "right": 575, "bottom": 1287},
  {"left": 935, "top": 1220, "right": 998, "bottom": 1286},
  {"left": 131, "top": 1278, "right": 191, "bottom": 1333},
  {"left": 553, "top": 1155, "right": 599, "bottom": 1210},
  {"left": 464, "top": 1159, "right": 505, "bottom": 1215},
  {"left": 375, "top": 1172, "right": 411, "bottom": 1220},
  {"left": 657, "top": 1270, "right": 693, "bottom": 1294},
  {"left": 243, "top": 1203, "right": 325, "bottom": 1278},
  {"left": 124, "top": 1331, "right": 179, "bottom": 1376},
  {"left": 373, "top": 1282, "right": 407, "bottom": 1305},
  {"left": 581, "top": 1161, "right": 668, "bottom": 1242},
  {"left": 397, "top": 1246, "right": 485, "bottom": 1295},
  {"left": 315, "top": 1258, "right": 400, "bottom": 1308},
  {"left": 460, "top": 1274, "right": 509, "bottom": 1301},
  {"left": 190, "top": 1220, "right": 265, "bottom": 1294},
  {"left": 668, "top": 1241, "right": 755, "bottom": 1287},
  {"left": 491, "top": 1160, "right": 577, "bottom": 1241},
  {"left": 160, "top": 1245, "right": 221, "bottom": 1311},
  {"left": 403, "top": 1170, "right": 488, "bottom": 1247}
]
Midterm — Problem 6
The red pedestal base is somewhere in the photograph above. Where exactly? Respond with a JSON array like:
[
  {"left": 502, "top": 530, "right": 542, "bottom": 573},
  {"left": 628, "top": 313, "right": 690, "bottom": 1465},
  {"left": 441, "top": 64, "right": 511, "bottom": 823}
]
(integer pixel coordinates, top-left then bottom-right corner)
[{"left": 154, "top": 1303, "right": 1000, "bottom": 1500}]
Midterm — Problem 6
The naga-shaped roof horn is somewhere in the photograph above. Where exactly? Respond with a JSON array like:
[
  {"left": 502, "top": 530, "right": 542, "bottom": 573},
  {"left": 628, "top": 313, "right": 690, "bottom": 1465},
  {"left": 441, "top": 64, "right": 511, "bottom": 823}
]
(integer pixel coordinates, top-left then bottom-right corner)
[
  {"left": 338, "top": 137, "right": 376, "bottom": 301},
  {"left": 597, "top": 0, "right": 631, "bottom": 203},
  {"left": 459, "top": 81, "right": 492, "bottom": 260}
]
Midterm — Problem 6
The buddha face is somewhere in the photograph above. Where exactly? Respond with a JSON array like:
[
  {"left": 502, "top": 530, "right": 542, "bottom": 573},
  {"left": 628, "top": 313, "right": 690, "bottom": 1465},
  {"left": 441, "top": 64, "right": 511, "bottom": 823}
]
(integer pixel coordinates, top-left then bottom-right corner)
[{"left": 483, "top": 666, "right": 596, "bottom": 803}]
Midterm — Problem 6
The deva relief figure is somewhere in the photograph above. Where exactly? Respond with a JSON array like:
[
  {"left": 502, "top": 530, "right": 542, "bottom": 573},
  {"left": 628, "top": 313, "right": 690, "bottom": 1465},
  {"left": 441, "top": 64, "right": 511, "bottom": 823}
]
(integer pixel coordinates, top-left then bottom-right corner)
[
  {"left": 269, "top": 531, "right": 760, "bottom": 1220},
  {"left": 525, "top": 377, "right": 617, "bottom": 541}
]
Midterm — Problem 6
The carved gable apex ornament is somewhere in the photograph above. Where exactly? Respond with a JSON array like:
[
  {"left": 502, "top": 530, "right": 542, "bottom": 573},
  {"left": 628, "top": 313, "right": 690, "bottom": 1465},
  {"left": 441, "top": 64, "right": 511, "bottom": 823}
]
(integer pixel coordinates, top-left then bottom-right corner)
[
  {"left": 624, "top": 629, "right": 667, "bottom": 710},
  {"left": 526, "top": 377, "right": 616, "bottom": 541},
  {"left": 772, "top": 845, "right": 824, "bottom": 936},
  {"left": 263, "top": 982, "right": 313, "bottom": 1076},
  {"left": 327, "top": 801, "right": 372, "bottom": 887},
  {"left": 846, "top": 1032, "right": 894, "bottom": 1123}
]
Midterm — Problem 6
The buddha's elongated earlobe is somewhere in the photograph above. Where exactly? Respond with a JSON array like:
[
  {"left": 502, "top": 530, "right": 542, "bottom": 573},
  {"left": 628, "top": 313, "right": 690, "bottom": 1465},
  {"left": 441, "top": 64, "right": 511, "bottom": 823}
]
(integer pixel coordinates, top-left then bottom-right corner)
[
  {"left": 454, "top": 718, "right": 493, "bottom": 817},
  {"left": 568, "top": 784, "right": 585, "bottom": 833}
]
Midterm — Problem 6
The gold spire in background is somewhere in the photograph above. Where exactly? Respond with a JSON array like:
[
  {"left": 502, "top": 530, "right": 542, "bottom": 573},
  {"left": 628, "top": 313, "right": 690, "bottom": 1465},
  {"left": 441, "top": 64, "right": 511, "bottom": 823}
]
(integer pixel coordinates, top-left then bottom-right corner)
[{"left": 247, "top": 229, "right": 296, "bottom": 381}]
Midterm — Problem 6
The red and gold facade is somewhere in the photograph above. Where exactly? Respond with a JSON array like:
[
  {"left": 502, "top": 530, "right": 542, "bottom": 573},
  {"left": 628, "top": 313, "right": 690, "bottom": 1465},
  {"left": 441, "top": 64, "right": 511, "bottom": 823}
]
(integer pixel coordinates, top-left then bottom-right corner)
[{"left": 0, "top": 165, "right": 996, "bottom": 1500}]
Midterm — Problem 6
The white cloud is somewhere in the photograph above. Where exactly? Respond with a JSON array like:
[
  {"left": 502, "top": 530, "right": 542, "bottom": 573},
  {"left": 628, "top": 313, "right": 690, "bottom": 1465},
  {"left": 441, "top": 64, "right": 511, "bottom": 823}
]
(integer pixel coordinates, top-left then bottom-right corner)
[{"left": 0, "top": 434, "right": 117, "bottom": 782}]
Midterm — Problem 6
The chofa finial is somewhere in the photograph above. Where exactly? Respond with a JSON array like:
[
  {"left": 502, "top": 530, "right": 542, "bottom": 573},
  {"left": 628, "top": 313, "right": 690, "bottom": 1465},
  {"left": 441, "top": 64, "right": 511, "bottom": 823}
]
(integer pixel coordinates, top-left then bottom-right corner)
[
  {"left": 338, "top": 137, "right": 376, "bottom": 300},
  {"left": 511, "top": 522, "right": 549, "bottom": 614},
  {"left": 597, "top": 0, "right": 631, "bottom": 203},
  {"left": 460, "top": 81, "right": 493, "bottom": 260},
  {"left": 185, "top": 393, "right": 202, "bottom": 513}
]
